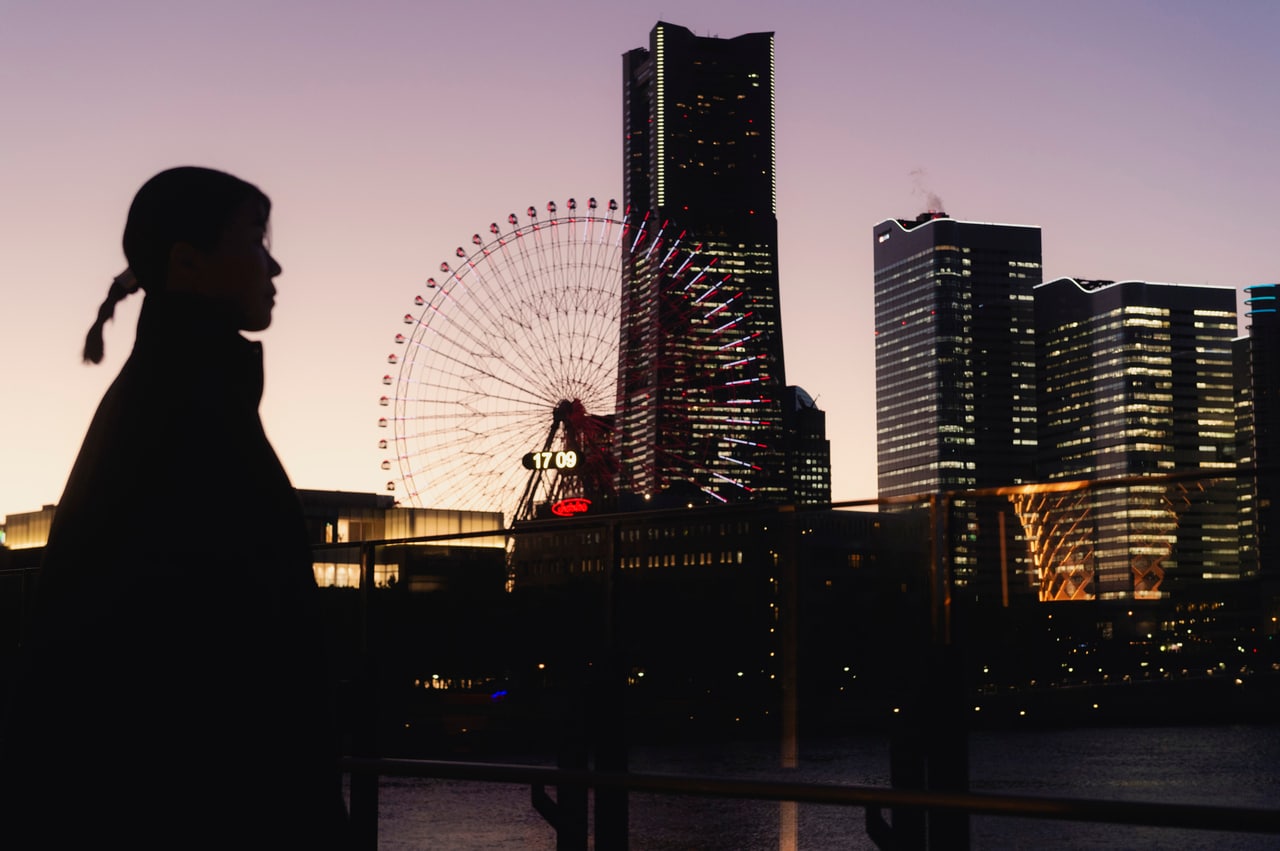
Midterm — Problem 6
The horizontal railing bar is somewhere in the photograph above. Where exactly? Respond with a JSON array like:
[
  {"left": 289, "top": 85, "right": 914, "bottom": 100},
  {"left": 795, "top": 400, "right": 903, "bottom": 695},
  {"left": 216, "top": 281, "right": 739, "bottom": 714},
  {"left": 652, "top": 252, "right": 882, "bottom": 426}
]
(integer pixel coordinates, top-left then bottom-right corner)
[{"left": 341, "top": 757, "right": 1280, "bottom": 834}]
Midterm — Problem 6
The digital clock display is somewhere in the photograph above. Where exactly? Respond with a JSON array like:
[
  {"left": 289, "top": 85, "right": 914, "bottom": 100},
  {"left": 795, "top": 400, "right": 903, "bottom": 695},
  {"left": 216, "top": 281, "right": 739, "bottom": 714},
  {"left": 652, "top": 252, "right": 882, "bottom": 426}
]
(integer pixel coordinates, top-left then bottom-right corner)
[{"left": 521, "top": 450, "right": 580, "bottom": 471}]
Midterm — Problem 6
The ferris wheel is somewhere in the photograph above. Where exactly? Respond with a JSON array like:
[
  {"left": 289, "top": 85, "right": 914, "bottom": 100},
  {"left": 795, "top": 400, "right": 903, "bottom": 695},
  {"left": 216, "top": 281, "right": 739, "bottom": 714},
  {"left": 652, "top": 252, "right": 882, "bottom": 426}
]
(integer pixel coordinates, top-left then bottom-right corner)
[{"left": 379, "top": 198, "right": 774, "bottom": 525}]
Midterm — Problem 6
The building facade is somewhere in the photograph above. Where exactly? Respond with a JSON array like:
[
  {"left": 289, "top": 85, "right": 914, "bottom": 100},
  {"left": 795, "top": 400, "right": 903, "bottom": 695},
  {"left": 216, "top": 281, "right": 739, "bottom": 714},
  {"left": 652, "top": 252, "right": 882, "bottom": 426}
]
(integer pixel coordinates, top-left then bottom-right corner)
[
  {"left": 781, "top": 386, "right": 831, "bottom": 506},
  {"left": 1243, "top": 284, "right": 1280, "bottom": 577},
  {"left": 1035, "top": 278, "right": 1239, "bottom": 599},
  {"left": 872, "top": 212, "right": 1042, "bottom": 592},
  {"left": 618, "top": 21, "right": 790, "bottom": 505},
  {"left": 509, "top": 501, "right": 929, "bottom": 734},
  {"left": 2, "top": 491, "right": 506, "bottom": 593},
  {"left": 1233, "top": 334, "right": 1257, "bottom": 578}
]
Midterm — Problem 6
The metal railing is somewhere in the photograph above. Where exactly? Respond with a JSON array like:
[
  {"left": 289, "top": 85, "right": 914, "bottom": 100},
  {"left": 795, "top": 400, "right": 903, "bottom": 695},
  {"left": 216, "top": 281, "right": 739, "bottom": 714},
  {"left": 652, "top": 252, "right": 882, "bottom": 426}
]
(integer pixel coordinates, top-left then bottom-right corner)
[{"left": 339, "top": 755, "right": 1280, "bottom": 850}]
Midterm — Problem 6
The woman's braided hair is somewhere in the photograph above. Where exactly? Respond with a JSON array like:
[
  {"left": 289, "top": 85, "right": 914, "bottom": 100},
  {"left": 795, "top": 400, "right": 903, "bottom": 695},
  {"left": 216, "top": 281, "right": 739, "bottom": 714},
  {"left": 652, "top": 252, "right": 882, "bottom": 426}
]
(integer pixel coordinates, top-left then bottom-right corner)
[{"left": 82, "top": 167, "right": 269, "bottom": 364}]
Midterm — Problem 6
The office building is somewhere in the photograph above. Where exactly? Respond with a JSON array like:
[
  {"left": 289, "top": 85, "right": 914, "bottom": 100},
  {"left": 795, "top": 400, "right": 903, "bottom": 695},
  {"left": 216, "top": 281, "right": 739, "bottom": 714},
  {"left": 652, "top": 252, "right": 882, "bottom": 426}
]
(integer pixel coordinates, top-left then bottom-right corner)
[
  {"left": 1243, "top": 284, "right": 1280, "bottom": 577},
  {"left": 618, "top": 21, "right": 789, "bottom": 504},
  {"left": 1233, "top": 335, "right": 1257, "bottom": 578},
  {"left": 781, "top": 386, "right": 831, "bottom": 505},
  {"left": 872, "top": 211, "right": 1042, "bottom": 591},
  {"left": 1035, "top": 278, "right": 1239, "bottom": 599},
  {"left": 510, "top": 500, "right": 929, "bottom": 733}
]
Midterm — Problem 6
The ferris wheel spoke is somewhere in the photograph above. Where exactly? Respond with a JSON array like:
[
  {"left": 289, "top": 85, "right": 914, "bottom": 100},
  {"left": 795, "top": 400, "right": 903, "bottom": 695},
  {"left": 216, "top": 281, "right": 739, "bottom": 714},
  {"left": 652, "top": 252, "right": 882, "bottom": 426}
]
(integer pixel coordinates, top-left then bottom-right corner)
[
  {"left": 394, "top": 406, "right": 548, "bottom": 441},
  {"left": 399, "top": 447, "right": 531, "bottom": 495},
  {"left": 516, "top": 226, "right": 602, "bottom": 378},
  {"left": 409, "top": 297, "right": 548, "bottom": 394},
  {"left": 506, "top": 234, "right": 572, "bottom": 379},
  {"left": 428, "top": 255, "right": 590, "bottom": 389},
  {"left": 463, "top": 238, "right": 578, "bottom": 394},
  {"left": 393, "top": 414, "right": 543, "bottom": 448},
  {"left": 398, "top": 424, "right": 541, "bottom": 497},
  {"left": 407, "top": 341, "right": 564, "bottom": 412}
]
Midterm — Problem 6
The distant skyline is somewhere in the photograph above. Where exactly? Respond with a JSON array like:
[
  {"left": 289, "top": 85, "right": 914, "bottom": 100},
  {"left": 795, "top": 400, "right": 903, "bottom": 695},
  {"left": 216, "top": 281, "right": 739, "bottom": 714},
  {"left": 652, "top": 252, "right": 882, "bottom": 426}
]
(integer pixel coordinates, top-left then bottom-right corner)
[{"left": 3, "top": 0, "right": 1278, "bottom": 518}]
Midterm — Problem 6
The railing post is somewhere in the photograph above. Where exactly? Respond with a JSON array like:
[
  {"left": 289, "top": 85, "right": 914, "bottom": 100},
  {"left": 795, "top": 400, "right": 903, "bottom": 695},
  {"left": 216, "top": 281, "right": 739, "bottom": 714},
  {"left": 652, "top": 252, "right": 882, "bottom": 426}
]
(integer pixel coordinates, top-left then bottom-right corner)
[
  {"left": 556, "top": 731, "right": 589, "bottom": 850},
  {"left": 349, "top": 541, "right": 380, "bottom": 851},
  {"left": 594, "top": 516, "right": 629, "bottom": 850},
  {"left": 927, "top": 490, "right": 970, "bottom": 851},
  {"left": 779, "top": 506, "right": 800, "bottom": 851},
  {"left": 883, "top": 490, "right": 971, "bottom": 850}
]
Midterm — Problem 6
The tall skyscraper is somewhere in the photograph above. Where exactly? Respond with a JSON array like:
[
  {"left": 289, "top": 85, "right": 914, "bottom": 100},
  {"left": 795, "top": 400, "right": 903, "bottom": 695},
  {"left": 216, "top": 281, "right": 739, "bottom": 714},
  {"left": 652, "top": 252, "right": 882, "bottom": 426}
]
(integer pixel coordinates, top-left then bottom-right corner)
[
  {"left": 1244, "top": 285, "right": 1280, "bottom": 638},
  {"left": 1233, "top": 334, "right": 1257, "bottom": 578},
  {"left": 872, "top": 212, "right": 1042, "bottom": 590},
  {"left": 618, "top": 21, "right": 789, "bottom": 505},
  {"left": 1243, "top": 283, "right": 1280, "bottom": 576},
  {"left": 1036, "top": 278, "right": 1239, "bottom": 599}
]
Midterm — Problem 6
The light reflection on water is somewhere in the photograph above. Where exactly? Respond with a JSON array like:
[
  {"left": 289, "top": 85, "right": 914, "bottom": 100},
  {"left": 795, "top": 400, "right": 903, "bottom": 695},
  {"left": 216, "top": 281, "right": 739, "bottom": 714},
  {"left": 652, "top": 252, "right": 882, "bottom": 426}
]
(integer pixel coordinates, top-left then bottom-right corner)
[{"left": 371, "top": 724, "right": 1280, "bottom": 850}]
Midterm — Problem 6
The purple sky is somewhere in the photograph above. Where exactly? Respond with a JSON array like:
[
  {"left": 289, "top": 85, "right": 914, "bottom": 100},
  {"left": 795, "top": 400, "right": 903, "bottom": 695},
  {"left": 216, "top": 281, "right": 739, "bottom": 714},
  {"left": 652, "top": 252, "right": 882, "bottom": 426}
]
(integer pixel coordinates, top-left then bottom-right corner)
[{"left": 3, "top": 0, "right": 1278, "bottom": 519}]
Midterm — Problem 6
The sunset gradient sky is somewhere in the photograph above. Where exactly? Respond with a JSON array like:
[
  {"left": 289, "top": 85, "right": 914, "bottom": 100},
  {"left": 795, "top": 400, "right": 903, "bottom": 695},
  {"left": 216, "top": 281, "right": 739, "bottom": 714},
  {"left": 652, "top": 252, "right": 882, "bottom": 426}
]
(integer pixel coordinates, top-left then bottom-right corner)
[{"left": 3, "top": 0, "right": 1278, "bottom": 518}]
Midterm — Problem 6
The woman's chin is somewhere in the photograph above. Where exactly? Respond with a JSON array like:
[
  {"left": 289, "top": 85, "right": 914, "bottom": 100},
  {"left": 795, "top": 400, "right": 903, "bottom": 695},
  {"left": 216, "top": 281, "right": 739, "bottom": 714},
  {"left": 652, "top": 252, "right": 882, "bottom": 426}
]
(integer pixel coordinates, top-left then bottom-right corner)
[{"left": 241, "top": 311, "right": 273, "bottom": 332}]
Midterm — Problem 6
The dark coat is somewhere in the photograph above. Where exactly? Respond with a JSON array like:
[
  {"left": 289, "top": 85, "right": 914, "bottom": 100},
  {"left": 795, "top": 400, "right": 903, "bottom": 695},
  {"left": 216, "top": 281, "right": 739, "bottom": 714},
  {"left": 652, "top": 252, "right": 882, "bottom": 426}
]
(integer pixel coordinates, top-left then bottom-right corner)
[{"left": 2, "top": 292, "right": 348, "bottom": 848}]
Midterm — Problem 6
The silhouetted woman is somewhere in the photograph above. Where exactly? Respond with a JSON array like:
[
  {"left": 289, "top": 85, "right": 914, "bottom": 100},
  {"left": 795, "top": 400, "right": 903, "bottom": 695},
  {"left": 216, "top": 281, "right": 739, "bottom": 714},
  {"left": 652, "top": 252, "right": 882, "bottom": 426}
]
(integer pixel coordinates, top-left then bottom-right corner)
[{"left": 2, "top": 167, "right": 349, "bottom": 848}]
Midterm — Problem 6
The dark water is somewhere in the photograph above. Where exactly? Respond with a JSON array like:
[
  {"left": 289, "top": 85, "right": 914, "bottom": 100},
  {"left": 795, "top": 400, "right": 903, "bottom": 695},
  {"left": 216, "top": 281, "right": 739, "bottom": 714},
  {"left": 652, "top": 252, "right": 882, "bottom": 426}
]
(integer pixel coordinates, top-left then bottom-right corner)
[{"left": 369, "top": 724, "right": 1280, "bottom": 850}]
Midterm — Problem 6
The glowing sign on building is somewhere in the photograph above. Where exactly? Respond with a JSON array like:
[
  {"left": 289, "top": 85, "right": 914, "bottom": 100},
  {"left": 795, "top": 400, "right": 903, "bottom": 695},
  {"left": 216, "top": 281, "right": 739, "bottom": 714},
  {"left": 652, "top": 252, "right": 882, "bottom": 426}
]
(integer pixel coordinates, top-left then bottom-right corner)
[{"left": 550, "top": 498, "right": 591, "bottom": 518}]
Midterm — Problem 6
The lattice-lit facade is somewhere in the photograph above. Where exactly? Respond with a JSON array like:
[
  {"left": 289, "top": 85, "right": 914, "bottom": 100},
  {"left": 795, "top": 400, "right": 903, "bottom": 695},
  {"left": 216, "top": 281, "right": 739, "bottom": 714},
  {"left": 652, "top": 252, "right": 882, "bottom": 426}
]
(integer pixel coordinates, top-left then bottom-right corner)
[
  {"left": 872, "top": 213, "right": 1041, "bottom": 590},
  {"left": 1243, "top": 284, "right": 1280, "bottom": 576},
  {"left": 1035, "top": 279, "right": 1239, "bottom": 599},
  {"left": 620, "top": 21, "right": 789, "bottom": 504},
  {"left": 1233, "top": 335, "right": 1257, "bottom": 577}
]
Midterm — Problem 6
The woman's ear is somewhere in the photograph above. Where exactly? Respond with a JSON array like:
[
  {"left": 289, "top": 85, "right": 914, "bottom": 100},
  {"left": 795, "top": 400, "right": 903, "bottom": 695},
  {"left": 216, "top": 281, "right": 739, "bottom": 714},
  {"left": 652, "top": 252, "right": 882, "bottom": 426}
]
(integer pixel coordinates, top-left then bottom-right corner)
[{"left": 165, "top": 241, "right": 202, "bottom": 293}]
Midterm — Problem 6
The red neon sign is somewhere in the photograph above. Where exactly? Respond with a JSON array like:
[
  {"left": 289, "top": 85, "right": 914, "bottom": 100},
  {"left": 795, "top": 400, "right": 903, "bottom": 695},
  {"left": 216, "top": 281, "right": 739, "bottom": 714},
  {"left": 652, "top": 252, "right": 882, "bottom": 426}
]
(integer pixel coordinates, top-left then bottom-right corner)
[{"left": 551, "top": 498, "right": 592, "bottom": 517}]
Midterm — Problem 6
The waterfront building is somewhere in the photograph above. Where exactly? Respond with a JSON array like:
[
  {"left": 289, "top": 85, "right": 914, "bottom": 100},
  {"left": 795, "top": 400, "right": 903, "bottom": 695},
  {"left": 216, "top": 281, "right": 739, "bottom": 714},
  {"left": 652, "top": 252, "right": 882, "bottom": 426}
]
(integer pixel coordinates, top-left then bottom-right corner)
[
  {"left": 509, "top": 502, "right": 929, "bottom": 734},
  {"left": 1243, "top": 284, "right": 1280, "bottom": 577},
  {"left": 619, "top": 21, "right": 789, "bottom": 504},
  {"left": 0, "top": 505, "right": 55, "bottom": 551},
  {"left": 872, "top": 212, "right": 1042, "bottom": 594},
  {"left": 1, "top": 492, "right": 506, "bottom": 592},
  {"left": 298, "top": 490, "right": 505, "bottom": 591},
  {"left": 1035, "top": 278, "right": 1239, "bottom": 599},
  {"left": 1234, "top": 335, "right": 1257, "bottom": 577}
]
